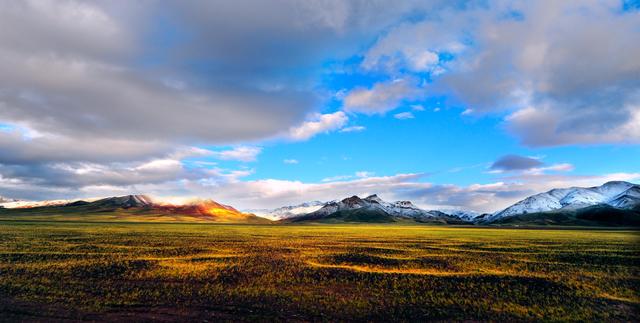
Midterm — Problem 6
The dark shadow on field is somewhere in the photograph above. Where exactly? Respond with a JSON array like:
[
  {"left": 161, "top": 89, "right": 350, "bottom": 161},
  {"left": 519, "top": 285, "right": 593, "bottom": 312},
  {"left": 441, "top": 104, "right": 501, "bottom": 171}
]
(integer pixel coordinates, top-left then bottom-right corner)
[{"left": 1, "top": 266, "right": 638, "bottom": 322}]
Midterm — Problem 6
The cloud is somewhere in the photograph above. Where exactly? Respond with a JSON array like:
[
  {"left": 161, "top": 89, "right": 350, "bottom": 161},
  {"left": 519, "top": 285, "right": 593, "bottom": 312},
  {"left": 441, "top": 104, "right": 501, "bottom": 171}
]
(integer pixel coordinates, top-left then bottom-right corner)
[
  {"left": 1, "top": 0, "right": 637, "bottom": 205},
  {"left": 524, "top": 163, "right": 576, "bottom": 175},
  {"left": 343, "top": 79, "right": 421, "bottom": 114},
  {"left": 490, "top": 155, "right": 544, "bottom": 172},
  {"left": 171, "top": 172, "right": 640, "bottom": 212},
  {"left": 321, "top": 175, "right": 354, "bottom": 182},
  {"left": 322, "top": 171, "right": 374, "bottom": 182},
  {"left": 212, "top": 146, "right": 262, "bottom": 162},
  {"left": 0, "top": 1, "right": 452, "bottom": 201},
  {"left": 283, "top": 159, "right": 299, "bottom": 164},
  {"left": 506, "top": 105, "right": 640, "bottom": 146},
  {"left": 393, "top": 112, "right": 415, "bottom": 120},
  {"left": 0, "top": 127, "right": 174, "bottom": 165},
  {"left": 3, "top": 162, "right": 638, "bottom": 214},
  {"left": 339, "top": 125, "right": 366, "bottom": 133},
  {"left": 0, "top": 0, "right": 447, "bottom": 162},
  {"left": 362, "top": 19, "right": 463, "bottom": 74},
  {"left": 355, "top": 171, "right": 374, "bottom": 178},
  {"left": 489, "top": 154, "right": 574, "bottom": 176},
  {"left": 0, "top": 1, "right": 316, "bottom": 146},
  {"left": 288, "top": 111, "right": 348, "bottom": 141},
  {"left": 0, "top": 158, "right": 193, "bottom": 194},
  {"left": 361, "top": 0, "right": 640, "bottom": 146}
]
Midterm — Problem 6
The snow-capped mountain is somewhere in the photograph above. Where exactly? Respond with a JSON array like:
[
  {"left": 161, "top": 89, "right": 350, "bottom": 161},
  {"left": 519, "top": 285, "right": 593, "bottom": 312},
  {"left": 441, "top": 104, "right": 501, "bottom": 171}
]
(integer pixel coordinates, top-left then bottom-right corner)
[
  {"left": 437, "top": 209, "right": 482, "bottom": 221},
  {"left": 0, "top": 198, "right": 83, "bottom": 209},
  {"left": 489, "top": 181, "right": 640, "bottom": 221},
  {"left": 89, "top": 195, "right": 154, "bottom": 208},
  {"left": 288, "top": 194, "right": 443, "bottom": 222},
  {"left": 0, "top": 196, "right": 18, "bottom": 205},
  {"left": 608, "top": 186, "right": 640, "bottom": 209},
  {"left": 246, "top": 201, "right": 325, "bottom": 220},
  {"left": 0, "top": 195, "right": 154, "bottom": 209}
]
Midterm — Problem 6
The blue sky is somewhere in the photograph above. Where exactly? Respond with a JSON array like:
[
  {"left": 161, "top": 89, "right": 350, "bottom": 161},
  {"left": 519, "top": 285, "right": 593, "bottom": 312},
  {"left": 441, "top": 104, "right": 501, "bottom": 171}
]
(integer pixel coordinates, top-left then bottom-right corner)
[{"left": 0, "top": 0, "right": 639, "bottom": 212}]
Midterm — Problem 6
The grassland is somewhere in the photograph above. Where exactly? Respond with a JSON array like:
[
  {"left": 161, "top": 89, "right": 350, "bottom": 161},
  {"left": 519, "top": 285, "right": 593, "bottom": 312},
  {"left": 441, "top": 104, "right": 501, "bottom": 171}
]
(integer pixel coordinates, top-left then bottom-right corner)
[{"left": 0, "top": 221, "right": 638, "bottom": 321}]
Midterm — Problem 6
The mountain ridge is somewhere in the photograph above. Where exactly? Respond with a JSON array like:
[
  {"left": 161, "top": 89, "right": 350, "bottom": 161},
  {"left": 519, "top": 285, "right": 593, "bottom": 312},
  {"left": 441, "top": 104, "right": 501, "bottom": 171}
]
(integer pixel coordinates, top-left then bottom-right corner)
[
  {"left": 488, "top": 181, "right": 640, "bottom": 222},
  {"left": 2, "top": 181, "right": 638, "bottom": 226},
  {"left": 0, "top": 194, "right": 270, "bottom": 223},
  {"left": 284, "top": 194, "right": 467, "bottom": 224}
]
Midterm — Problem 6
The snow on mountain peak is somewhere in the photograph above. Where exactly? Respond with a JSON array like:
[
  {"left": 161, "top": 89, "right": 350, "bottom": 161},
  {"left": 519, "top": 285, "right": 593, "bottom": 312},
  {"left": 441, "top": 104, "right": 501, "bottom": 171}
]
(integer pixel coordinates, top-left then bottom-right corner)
[
  {"left": 437, "top": 209, "right": 481, "bottom": 221},
  {"left": 301, "top": 194, "right": 446, "bottom": 220},
  {"left": 246, "top": 201, "right": 324, "bottom": 220},
  {"left": 364, "top": 194, "right": 384, "bottom": 204},
  {"left": 490, "top": 181, "right": 639, "bottom": 221},
  {"left": 595, "top": 181, "right": 636, "bottom": 196}
]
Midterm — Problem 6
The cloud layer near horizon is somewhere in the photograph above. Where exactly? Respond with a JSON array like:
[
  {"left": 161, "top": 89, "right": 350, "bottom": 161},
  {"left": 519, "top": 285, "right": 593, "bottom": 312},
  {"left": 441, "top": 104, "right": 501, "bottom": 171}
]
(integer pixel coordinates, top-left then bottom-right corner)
[{"left": 3, "top": 168, "right": 638, "bottom": 213}]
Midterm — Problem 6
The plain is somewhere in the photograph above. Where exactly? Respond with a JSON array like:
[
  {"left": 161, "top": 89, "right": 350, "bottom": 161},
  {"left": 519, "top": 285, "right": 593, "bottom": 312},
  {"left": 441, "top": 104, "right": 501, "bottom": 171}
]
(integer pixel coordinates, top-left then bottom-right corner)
[{"left": 0, "top": 221, "right": 638, "bottom": 321}]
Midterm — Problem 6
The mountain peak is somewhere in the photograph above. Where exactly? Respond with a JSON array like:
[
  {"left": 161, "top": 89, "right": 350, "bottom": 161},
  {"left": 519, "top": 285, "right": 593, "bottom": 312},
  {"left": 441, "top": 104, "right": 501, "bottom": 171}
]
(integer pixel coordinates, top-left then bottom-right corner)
[
  {"left": 92, "top": 195, "right": 153, "bottom": 208},
  {"left": 341, "top": 195, "right": 365, "bottom": 207},
  {"left": 364, "top": 194, "right": 383, "bottom": 203},
  {"left": 245, "top": 201, "right": 325, "bottom": 220},
  {"left": 601, "top": 180, "right": 633, "bottom": 186},
  {"left": 490, "top": 181, "right": 640, "bottom": 221},
  {"left": 287, "top": 194, "right": 472, "bottom": 223},
  {"left": 393, "top": 200, "right": 416, "bottom": 208}
]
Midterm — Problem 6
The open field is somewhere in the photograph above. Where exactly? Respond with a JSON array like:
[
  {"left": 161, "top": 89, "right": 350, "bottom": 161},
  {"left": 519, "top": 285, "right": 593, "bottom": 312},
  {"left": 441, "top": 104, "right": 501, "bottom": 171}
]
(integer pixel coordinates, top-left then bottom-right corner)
[{"left": 0, "top": 221, "right": 638, "bottom": 321}]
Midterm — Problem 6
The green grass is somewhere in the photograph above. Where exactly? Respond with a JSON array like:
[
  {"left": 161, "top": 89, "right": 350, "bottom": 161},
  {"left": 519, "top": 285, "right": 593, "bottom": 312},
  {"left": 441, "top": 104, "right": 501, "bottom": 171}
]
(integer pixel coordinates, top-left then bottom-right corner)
[{"left": 0, "top": 221, "right": 638, "bottom": 321}]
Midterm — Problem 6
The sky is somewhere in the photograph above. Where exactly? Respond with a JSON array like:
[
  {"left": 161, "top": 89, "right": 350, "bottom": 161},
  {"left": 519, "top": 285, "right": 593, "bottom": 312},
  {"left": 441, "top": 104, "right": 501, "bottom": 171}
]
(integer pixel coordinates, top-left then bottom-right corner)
[{"left": 0, "top": 0, "right": 639, "bottom": 213}]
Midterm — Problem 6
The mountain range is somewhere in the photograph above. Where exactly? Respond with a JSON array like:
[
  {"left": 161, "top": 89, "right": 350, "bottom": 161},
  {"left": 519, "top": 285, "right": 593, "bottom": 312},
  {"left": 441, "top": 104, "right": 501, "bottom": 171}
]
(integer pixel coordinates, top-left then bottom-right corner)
[
  {"left": 0, "top": 195, "right": 269, "bottom": 223},
  {"left": 281, "top": 194, "right": 469, "bottom": 224},
  {"left": 481, "top": 181, "right": 640, "bottom": 226},
  {"left": 1, "top": 181, "right": 638, "bottom": 226},
  {"left": 246, "top": 201, "right": 325, "bottom": 221}
]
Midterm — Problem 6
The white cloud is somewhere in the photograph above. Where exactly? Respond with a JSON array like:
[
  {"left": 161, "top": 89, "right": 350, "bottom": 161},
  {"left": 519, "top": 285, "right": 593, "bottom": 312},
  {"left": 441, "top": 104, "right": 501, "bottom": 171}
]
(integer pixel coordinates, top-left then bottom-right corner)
[
  {"left": 343, "top": 79, "right": 421, "bottom": 114},
  {"left": 321, "top": 175, "right": 353, "bottom": 182},
  {"left": 362, "top": 19, "right": 464, "bottom": 73},
  {"left": 355, "top": 171, "right": 374, "bottom": 178},
  {"left": 528, "top": 163, "right": 575, "bottom": 175},
  {"left": 461, "top": 109, "right": 473, "bottom": 115},
  {"left": 288, "top": 111, "right": 348, "bottom": 141},
  {"left": 410, "top": 50, "right": 439, "bottom": 72},
  {"left": 283, "top": 159, "right": 299, "bottom": 164},
  {"left": 361, "top": 0, "right": 640, "bottom": 146},
  {"left": 394, "top": 112, "right": 414, "bottom": 120},
  {"left": 322, "top": 171, "right": 374, "bottom": 182},
  {"left": 339, "top": 125, "right": 366, "bottom": 133},
  {"left": 3, "top": 163, "right": 639, "bottom": 214},
  {"left": 411, "top": 105, "right": 425, "bottom": 111},
  {"left": 2, "top": 0, "right": 444, "bottom": 168},
  {"left": 212, "top": 146, "right": 262, "bottom": 162},
  {"left": 169, "top": 172, "right": 640, "bottom": 212}
]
